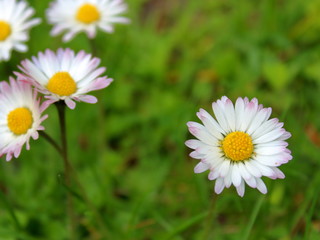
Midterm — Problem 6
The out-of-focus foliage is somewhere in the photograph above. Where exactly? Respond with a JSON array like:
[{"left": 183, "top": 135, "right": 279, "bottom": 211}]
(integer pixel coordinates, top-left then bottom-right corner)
[{"left": 0, "top": 0, "right": 319, "bottom": 239}]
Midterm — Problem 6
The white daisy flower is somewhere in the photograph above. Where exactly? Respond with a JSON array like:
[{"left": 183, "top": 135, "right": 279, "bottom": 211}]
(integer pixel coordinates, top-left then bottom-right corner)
[
  {"left": 186, "top": 96, "right": 292, "bottom": 197},
  {"left": 0, "top": 77, "right": 48, "bottom": 161},
  {"left": 0, "top": 0, "right": 41, "bottom": 61},
  {"left": 46, "top": 0, "right": 129, "bottom": 42},
  {"left": 15, "top": 48, "right": 113, "bottom": 109}
]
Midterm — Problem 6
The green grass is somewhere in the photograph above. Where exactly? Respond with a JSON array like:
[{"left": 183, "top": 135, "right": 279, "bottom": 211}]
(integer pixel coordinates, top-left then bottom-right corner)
[{"left": 0, "top": 0, "right": 320, "bottom": 239}]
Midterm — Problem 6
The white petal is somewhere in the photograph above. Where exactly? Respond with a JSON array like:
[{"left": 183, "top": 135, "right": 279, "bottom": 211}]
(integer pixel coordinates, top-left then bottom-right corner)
[
  {"left": 235, "top": 97, "right": 245, "bottom": 129},
  {"left": 197, "top": 108, "right": 224, "bottom": 138},
  {"left": 238, "top": 162, "right": 252, "bottom": 180},
  {"left": 254, "top": 128, "right": 285, "bottom": 144},
  {"left": 219, "top": 160, "right": 231, "bottom": 177},
  {"left": 250, "top": 160, "right": 275, "bottom": 178},
  {"left": 247, "top": 107, "right": 271, "bottom": 135},
  {"left": 189, "top": 151, "right": 204, "bottom": 159},
  {"left": 277, "top": 131, "right": 292, "bottom": 141},
  {"left": 208, "top": 170, "right": 220, "bottom": 180},
  {"left": 224, "top": 167, "right": 233, "bottom": 188},
  {"left": 214, "top": 178, "right": 225, "bottom": 194},
  {"left": 271, "top": 167, "right": 285, "bottom": 179},
  {"left": 204, "top": 153, "right": 224, "bottom": 167},
  {"left": 194, "top": 162, "right": 210, "bottom": 173},
  {"left": 239, "top": 99, "right": 258, "bottom": 132},
  {"left": 231, "top": 164, "right": 242, "bottom": 187},
  {"left": 245, "top": 161, "right": 262, "bottom": 178},
  {"left": 244, "top": 177, "right": 257, "bottom": 188},
  {"left": 255, "top": 146, "right": 287, "bottom": 155},
  {"left": 236, "top": 179, "right": 245, "bottom": 197},
  {"left": 185, "top": 139, "right": 206, "bottom": 150},
  {"left": 187, "top": 122, "right": 216, "bottom": 145},
  {"left": 195, "top": 145, "right": 216, "bottom": 155},
  {"left": 212, "top": 102, "right": 230, "bottom": 133},
  {"left": 251, "top": 118, "right": 279, "bottom": 139},
  {"left": 256, "top": 178, "right": 267, "bottom": 194},
  {"left": 256, "top": 140, "right": 288, "bottom": 148},
  {"left": 224, "top": 99, "right": 236, "bottom": 132},
  {"left": 255, "top": 154, "right": 291, "bottom": 167}
]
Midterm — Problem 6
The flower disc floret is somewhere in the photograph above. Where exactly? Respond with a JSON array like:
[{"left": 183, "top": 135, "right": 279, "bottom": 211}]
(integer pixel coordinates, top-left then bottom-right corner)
[
  {"left": 0, "top": 21, "right": 11, "bottom": 41},
  {"left": 7, "top": 107, "right": 33, "bottom": 135},
  {"left": 76, "top": 4, "right": 100, "bottom": 24},
  {"left": 222, "top": 131, "right": 253, "bottom": 161},
  {"left": 47, "top": 72, "right": 77, "bottom": 96}
]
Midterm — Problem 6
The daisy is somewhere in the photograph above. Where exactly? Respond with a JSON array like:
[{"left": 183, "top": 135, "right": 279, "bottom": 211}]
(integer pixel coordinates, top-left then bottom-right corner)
[
  {"left": 0, "top": 0, "right": 41, "bottom": 61},
  {"left": 46, "top": 0, "right": 129, "bottom": 42},
  {"left": 0, "top": 77, "right": 48, "bottom": 161},
  {"left": 186, "top": 96, "right": 292, "bottom": 197},
  {"left": 15, "top": 48, "right": 113, "bottom": 109}
]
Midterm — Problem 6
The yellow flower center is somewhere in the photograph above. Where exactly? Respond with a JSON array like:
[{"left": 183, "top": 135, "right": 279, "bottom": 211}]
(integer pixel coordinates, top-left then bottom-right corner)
[
  {"left": 76, "top": 3, "right": 100, "bottom": 24},
  {"left": 221, "top": 131, "right": 254, "bottom": 161},
  {"left": 0, "top": 21, "right": 11, "bottom": 41},
  {"left": 47, "top": 72, "right": 77, "bottom": 96},
  {"left": 7, "top": 107, "right": 33, "bottom": 135}
]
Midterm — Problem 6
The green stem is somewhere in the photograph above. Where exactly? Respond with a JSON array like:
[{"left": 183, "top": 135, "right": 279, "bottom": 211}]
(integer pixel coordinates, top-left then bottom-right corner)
[
  {"left": 88, "top": 38, "right": 98, "bottom": 57},
  {"left": 38, "top": 99, "right": 109, "bottom": 238},
  {"left": 42, "top": 101, "right": 108, "bottom": 238},
  {"left": 55, "top": 101, "right": 77, "bottom": 240}
]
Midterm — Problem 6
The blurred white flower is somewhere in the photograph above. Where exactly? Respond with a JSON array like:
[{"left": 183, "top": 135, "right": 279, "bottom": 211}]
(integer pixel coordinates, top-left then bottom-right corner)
[
  {"left": 0, "top": 77, "right": 48, "bottom": 161},
  {"left": 46, "top": 0, "right": 129, "bottom": 42},
  {"left": 186, "top": 96, "right": 292, "bottom": 197},
  {"left": 0, "top": 0, "right": 41, "bottom": 61},
  {"left": 15, "top": 48, "right": 113, "bottom": 109}
]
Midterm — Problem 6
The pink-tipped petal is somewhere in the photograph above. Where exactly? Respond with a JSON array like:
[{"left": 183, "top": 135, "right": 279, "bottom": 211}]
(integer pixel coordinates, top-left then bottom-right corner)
[
  {"left": 65, "top": 98, "right": 76, "bottom": 109},
  {"left": 78, "top": 95, "right": 98, "bottom": 104},
  {"left": 214, "top": 178, "right": 225, "bottom": 194},
  {"left": 194, "top": 162, "right": 210, "bottom": 173}
]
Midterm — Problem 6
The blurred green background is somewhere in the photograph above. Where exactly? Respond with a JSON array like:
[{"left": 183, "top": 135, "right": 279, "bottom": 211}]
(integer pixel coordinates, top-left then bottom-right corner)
[{"left": 1, "top": 0, "right": 320, "bottom": 239}]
